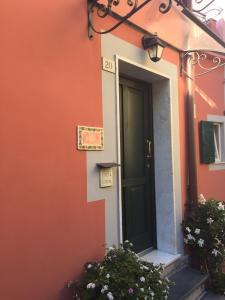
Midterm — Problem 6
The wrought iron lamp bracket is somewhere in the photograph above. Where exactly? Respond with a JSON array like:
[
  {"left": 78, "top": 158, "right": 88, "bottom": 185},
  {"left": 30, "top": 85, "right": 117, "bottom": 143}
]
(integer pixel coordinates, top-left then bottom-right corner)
[
  {"left": 181, "top": 50, "right": 225, "bottom": 78},
  {"left": 87, "top": 0, "right": 174, "bottom": 39}
]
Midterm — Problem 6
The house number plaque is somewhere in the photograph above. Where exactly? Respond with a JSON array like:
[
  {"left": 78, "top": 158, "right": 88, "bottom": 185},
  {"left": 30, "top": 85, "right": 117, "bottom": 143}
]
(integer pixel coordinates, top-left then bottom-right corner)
[{"left": 102, "top": 57, "right": 116, "bottom": 74}]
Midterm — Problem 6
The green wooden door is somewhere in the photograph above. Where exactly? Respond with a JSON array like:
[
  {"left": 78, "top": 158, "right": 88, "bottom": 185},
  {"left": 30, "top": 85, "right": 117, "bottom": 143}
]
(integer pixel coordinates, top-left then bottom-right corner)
[{"left": 120, "top": 77, "right": 156, "bottom": 253}]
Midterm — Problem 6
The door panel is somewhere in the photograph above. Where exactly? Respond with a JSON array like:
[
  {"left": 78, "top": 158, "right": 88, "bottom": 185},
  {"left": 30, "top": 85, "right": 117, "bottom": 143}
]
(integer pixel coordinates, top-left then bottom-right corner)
[
  {"left": 123, "top": 87, "right": 145, "bottom": 178},
  {"left": 120, "top": 77, "right": 156, "bottom": 253}
]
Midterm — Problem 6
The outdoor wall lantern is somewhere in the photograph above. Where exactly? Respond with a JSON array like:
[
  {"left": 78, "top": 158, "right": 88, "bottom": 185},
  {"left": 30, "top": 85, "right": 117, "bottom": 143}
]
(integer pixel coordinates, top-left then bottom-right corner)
[{"left": 142, "top": 35, "right": 166, "bottom": 62}]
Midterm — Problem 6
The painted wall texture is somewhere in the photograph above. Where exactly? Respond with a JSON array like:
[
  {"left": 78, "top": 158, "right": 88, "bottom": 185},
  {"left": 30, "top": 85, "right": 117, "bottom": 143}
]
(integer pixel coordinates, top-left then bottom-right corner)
[
  {"left": 1, "top": 1, "right": 105, "bottom": 300},
  {"left": 1, "top": 0, "right": 224, "bottom": 299},
  {"left": 195, "top": 64, "right": 225, "bottom": 200}
]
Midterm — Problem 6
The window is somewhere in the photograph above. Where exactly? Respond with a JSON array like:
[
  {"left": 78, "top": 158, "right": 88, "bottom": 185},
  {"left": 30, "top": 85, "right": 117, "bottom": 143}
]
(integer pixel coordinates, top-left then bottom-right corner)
[{"left": 200, "top": 116, "right": 225, "bottom": 170}]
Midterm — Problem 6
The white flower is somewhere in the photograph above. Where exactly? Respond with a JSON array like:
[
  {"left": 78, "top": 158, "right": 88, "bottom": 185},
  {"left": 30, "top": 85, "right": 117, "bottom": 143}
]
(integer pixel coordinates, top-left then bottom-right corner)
[
  {"left": 87, "top": 283, "right": 95, "bottom": 289},
  {"left": 101, "top": 285, "right": 108, "bottom": 293},
  {"left": 108, "top": 247, "right": 114, "bottom": 251},
  {"left": 158, "top": 280, "right": 162, "bottom": 284},
  {"left": 151, "top": 292, "right": 155, "bottom": 296},
  {"left": 185, "top": 227, "right": 191, "bottom": 233},
  {"left": 87, "top": 264, "right": 92, "bottom": 269},
  {"left": 107, "top": 292, "right": 114, "bottom": 300},
  {"left": 218, "top": 202, "right": 225, "bottom": 210},
  {"left": 212, "top": 249, "right": 219, "bottom": 256},
  {"left": 184, "top": 238, "right": 188, "bottom": 244},
  {"left": 195, "top": 228, "right": 200, "bottom": 234},
  {"left": 187, "top": 234, "right": 195, "bottom": 241},
  {"left": 140, "top": 276, "right": 145, "bottom": 282},
  {"left": 140, "top": 288, "right": 144, "bottom": 292},
  {"left": 199, "top": 194, "right": 206, "bottom": 204},
  {"left": 143, "top": 265, "right": 149, "bottom": 270},
  {"left": 197, "top": 239, "right": 204, "bottom": 247},
  {"left": 106, "top": 273, "right": 110, "bottom": 279},
  {"left": 207, "top": 217, "right": 214, "bottom": 224}
]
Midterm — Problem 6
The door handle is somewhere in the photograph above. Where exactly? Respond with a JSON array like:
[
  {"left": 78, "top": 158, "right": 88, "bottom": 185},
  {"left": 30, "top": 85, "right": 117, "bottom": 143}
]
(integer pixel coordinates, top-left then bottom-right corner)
[{"left": 146, "top": 139, "right": 152, "bottom": 159}]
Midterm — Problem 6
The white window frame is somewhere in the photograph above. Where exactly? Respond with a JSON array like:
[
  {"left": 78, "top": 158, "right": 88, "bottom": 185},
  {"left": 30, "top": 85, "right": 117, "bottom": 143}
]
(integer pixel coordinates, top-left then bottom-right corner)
[
  {"left": 208, "top": 115, "right": 225, "bottom": 171},
  {"left": 213, "top": 122, "right": 222, "bottom": 163}
]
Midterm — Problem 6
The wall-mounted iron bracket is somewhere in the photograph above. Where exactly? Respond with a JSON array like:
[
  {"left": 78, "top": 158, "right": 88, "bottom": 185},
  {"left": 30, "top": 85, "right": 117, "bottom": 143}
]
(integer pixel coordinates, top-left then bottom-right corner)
[
  {"left": 88, "top": 0, "right": 175, "bottom": 39},
  {"left": 180, "top": 50, "right": 225, "bottom": 78}
]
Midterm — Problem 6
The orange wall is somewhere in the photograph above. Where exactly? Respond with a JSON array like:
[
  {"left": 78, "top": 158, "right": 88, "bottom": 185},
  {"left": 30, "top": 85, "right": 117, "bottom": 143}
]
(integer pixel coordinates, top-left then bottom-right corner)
[
  {"left": 1, "top": 1, "right": 105, "bottom": 300},
  {"left": 1, "top": 1, "right": 190, "bottom": 299},
  {"left": 195, "top": 64, "right": 225, "bottom": 201}
]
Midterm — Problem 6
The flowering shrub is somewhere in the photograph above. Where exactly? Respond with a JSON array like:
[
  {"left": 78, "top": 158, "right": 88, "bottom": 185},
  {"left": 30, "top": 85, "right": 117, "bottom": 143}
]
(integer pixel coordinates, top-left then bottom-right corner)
[
  {"left": 183, "top": 195, "right": 225, "bottom": 294},
  {"left": 67, "top": 241, "right": 172, "bottom": 299}
]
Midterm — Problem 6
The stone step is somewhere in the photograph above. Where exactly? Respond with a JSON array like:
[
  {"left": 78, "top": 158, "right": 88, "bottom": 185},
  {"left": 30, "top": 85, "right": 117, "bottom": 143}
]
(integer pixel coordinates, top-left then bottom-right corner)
[
  {"left": 168, "top": 266, "right": 209, "bottom": 300},
  {"left": 200, "top": 290, "right": 225, "bottom": 300},
  {"left": 163, "top": 255, "right": 189, "bottom": 277}
]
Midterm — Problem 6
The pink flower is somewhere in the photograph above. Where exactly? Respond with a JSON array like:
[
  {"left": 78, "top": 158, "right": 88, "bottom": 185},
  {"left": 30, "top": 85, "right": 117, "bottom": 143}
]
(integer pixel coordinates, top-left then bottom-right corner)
[{"left": 128, "top": 288, "right": 134, "bottom": 294}]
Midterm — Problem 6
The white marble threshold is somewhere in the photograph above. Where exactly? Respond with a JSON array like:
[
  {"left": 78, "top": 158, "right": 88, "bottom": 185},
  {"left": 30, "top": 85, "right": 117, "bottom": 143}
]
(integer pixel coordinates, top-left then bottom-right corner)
[{"left": 140, "top": 250, "right": 181, "bottom": 267}]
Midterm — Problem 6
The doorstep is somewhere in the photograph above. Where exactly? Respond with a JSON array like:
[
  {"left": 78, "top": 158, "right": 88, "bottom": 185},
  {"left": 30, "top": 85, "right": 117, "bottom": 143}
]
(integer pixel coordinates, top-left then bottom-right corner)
[
  {"left": 139, "top": 250, "right": 181, "bottom": 267},
  {"left": 168, "top": 266, "right": 209, "bottom": 300},
  {"left": 202, "top": 291, "right": 225, "bottom": 300}
]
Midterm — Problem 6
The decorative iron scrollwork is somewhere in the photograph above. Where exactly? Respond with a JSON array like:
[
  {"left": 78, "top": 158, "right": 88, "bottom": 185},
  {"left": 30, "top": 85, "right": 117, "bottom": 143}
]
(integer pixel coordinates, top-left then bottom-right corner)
[
  {"left": 159, "top": 0, "right": 173, "bottom": 14},
  {"left": 88, "top": 0, "right": 173, "bottom": 38},
  {"left": 192, "top": 0, "right": 223, "bottom": 22},
  {"left": 182, "top": 51, "right": 225, "bottom": 77}
]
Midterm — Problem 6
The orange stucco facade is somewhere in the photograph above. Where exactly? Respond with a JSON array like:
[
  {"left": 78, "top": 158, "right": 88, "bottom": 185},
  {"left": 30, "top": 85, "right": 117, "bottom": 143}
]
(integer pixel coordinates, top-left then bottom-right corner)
[
  {"left": 1, "top": 1, "right": 224, "bottom": 299},
  {"left": 1, "top": 1, "right": 105, "bottom": 299},
  {"left": 195, "top": 65, "right": 225, "bottom": 200}
]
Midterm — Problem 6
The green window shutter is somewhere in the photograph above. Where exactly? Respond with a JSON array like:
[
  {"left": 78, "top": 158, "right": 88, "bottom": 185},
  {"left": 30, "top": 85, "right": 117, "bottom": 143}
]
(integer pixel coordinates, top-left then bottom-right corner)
[{"left": 200, "top": 121, "right": 215, "bottom": 164}]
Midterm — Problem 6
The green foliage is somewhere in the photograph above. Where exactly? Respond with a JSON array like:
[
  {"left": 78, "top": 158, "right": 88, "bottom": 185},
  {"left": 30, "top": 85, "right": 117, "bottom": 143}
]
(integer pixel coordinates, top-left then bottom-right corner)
[
  {"left": 183, "top": 197, "right": 225, "bottom": 294},
  {"left": 67, "top": 241, "right": 172, "bottom": 299}
]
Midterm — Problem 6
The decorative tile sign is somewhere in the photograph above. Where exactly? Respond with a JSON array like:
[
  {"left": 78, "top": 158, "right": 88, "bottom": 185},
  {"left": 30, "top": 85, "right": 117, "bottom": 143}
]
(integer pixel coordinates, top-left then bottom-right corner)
[{"left": 77, "top": 126, "right": 104, "bottom": 150}]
